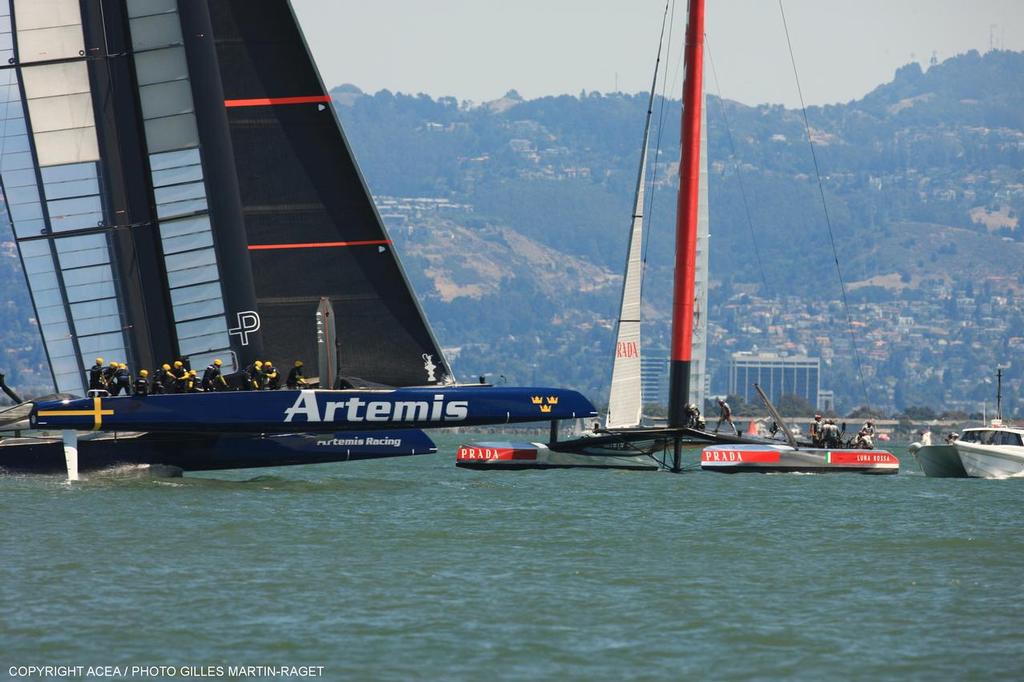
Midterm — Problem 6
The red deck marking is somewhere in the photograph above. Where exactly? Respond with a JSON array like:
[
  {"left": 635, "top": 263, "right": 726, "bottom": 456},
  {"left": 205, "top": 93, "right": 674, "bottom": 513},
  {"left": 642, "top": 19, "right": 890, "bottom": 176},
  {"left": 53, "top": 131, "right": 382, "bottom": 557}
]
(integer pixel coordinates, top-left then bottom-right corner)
[
  {"left": 224, "top": 95, "right": 331, "bottom": 107},
  {"left": 248, "top": 240, "right": 391, "bottom": 251},
  {"left": 457, "top": 446, "right": 538, "bottom": 461},
  {"left": 701, "top": 448, "right": 781, "bottom": 464}
]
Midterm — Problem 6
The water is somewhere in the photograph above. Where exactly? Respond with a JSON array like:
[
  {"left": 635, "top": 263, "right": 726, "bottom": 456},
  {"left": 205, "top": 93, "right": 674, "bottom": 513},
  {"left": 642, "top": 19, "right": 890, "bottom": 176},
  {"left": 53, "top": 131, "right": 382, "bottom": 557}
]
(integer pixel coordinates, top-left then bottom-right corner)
[{"left": 3, "top": 437, "right": 1022, "bottom": 681}]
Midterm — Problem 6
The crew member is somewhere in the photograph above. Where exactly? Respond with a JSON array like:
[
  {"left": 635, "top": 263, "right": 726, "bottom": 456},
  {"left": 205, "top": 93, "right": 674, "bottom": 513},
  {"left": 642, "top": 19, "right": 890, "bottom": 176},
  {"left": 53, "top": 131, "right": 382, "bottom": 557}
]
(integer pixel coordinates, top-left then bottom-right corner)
[
  {"left": 134, "top": 369, "right": 150, "bottom": 396},
  {"left": 810, "top": 414, "right": 824, "bottom": 447},
  {"left": 202, "top": 359, "right": 228, "bottom": 392},
  {"left": 184, "top": 369, "right": 201, "bottom": 393},
  {"left": 686, "top": 403, "right": 703, "bottom": 430},
  {"left": 102, "top": 361, "right": 118, "bottom": 389},
  {"left": 245, "top": 360, "right": 264, "bottom": 390},
  {"left": 160, "top": 363, "right": 177, "bottom": 394},
  {"left": 171, "top": 360, "right": 188, "bottom": 393},
  {"left": 263, "top": 361, "right": 280, "bottom": 390},
  {"left": 713, "top": 398, "right": 738, "bottom": 435},
  {"left": 89, "top": 358, "right": 106, "bottom": 391},
  {"left": 855, "top": 420, "right": 875, "bottom": 449},
  {"left": 111, "top": 362, "right": 131, "bottom": 396},
  {"left": 286, "top": 360, "right": 307, "bottom": 389}
]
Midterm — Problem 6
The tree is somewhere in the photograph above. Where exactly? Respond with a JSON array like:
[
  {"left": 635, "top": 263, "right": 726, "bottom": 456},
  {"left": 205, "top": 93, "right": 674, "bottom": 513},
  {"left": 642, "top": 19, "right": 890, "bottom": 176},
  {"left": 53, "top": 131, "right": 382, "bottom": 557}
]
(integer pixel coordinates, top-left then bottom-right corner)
[{"left": 776, "top": 393, "right": 814, "bottom": 417}]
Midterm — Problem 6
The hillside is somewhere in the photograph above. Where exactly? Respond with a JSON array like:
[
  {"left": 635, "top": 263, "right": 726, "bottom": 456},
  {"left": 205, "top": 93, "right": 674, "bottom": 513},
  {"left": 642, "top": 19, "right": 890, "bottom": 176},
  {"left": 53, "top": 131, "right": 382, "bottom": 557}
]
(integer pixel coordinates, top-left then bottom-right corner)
[{"left": 2, "top": 50, "right": 1023, "bottom": 413}]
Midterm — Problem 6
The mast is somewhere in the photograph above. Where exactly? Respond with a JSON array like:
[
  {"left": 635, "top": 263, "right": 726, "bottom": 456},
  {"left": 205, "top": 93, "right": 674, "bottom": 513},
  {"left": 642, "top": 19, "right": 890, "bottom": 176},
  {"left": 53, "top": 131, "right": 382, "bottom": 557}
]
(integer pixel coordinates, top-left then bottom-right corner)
[{"left": 668, "top": 0, "right": 705, "bottom": 428}]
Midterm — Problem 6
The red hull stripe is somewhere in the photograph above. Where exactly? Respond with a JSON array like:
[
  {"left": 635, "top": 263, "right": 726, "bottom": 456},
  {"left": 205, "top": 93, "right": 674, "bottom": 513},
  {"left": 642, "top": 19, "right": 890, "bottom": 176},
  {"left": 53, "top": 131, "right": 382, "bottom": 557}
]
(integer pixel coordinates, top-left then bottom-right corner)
[
  {"left": 248, "top": 240, "right": 391, "bottom": 251},
  {"left": 224, "top": 95, "right": 331, "bottom": 107}
]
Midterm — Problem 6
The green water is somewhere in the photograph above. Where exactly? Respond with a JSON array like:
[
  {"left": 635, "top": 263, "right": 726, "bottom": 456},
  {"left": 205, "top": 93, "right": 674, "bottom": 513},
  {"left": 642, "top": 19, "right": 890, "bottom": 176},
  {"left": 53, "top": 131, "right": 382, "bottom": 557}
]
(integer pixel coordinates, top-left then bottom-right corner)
[{"left": 2, "top": 437, "right": 1022, "bottom": 681}]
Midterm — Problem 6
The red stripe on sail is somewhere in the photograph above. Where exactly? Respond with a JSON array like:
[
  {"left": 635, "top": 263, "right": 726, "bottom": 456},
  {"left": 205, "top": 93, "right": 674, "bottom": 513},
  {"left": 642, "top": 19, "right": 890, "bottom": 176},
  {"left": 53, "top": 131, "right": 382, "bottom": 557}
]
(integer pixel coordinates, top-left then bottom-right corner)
[
  {"left": 248, "top": 240, "right": 391, "bottom": 251},
  {"left": 224, "top": 95, "right": 331, "bottom": 107}
]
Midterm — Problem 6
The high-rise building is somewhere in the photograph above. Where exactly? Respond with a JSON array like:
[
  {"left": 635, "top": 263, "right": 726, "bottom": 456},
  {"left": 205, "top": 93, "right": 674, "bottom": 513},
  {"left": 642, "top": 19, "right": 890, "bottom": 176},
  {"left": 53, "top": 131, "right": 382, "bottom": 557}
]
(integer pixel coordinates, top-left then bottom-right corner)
[{"left": 729, "top": 352, "right": 826, "bottom": 409}]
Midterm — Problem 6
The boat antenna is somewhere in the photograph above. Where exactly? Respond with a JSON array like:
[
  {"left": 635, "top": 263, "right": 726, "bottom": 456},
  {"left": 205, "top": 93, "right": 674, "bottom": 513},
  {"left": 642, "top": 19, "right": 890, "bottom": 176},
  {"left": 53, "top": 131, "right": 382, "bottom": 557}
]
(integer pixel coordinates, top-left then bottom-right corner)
[
  {"left": 778, "top": 0, "right": 871, "bottom": 408},
  {"left": 996, "top": 367, "right": 1003, "bottom": 421}
]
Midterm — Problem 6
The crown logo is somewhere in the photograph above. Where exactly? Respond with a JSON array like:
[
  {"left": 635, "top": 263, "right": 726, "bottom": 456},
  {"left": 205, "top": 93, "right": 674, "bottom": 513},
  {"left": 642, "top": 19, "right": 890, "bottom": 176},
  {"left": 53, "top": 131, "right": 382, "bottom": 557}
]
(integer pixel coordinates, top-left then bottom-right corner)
[
  {"left": 546, "top": 396, "right": 559, "bottom": 405},
  {"left": 530, "top": 396, "right": 544, "bottom": 404},
  {"left": 539, "top": 404, "right": 553, "bottom": 413}
]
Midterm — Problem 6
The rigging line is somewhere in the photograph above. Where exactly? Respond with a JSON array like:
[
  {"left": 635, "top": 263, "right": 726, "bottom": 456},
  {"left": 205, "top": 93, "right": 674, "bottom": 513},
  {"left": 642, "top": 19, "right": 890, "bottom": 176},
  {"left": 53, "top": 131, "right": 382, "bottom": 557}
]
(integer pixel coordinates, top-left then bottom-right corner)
[
  {"left": 704, "top": 36, "right": 772, "bottom": 300},
  {"left": 778, "top": 0, "right": 871, "bottom": 407},
  {"left": 625, "top": 0, "right": 669, "bottom": 310},
  {"left": 639, "top": 0, "right": 677, "bottom": 298}
]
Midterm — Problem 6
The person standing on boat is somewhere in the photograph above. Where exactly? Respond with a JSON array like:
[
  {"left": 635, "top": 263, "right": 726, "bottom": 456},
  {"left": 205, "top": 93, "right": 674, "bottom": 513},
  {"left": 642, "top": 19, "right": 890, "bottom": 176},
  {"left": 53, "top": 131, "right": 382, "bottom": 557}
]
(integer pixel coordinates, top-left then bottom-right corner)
[
  {"left": 714, "top": 398, "right": 738, "bottom": 435},
  {"left": 286, "top": 360, "right": 307, "bottom": 389},
  {"left": 810, "top": 414, "right": 824, "bottom": 447},
  {"left": 89, "top": 358, "right": 106, "bottom": 391},
  {"left": 112, "top": 362, "right": 131, "bottom": 396}
]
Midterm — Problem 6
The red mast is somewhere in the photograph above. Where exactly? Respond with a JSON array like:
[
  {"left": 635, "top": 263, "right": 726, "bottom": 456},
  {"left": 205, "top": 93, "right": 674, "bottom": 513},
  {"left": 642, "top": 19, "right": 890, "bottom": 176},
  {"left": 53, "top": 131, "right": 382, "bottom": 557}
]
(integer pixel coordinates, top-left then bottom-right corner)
[{"left": 668, "top": 0, "right": 705, "bottom": 428}]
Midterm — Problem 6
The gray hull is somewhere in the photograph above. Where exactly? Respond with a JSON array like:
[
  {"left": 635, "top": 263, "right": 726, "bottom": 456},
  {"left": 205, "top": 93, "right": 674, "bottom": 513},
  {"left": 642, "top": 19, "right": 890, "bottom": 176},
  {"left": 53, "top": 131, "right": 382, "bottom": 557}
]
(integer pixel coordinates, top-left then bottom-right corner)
[{"left": 910, "top": 444, "right": 968, "bottom": 478}]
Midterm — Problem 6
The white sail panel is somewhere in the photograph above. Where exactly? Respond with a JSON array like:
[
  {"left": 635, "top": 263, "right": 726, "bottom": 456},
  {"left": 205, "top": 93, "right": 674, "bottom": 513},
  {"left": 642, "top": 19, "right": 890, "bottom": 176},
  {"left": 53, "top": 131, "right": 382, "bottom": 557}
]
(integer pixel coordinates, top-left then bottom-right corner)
[
  {"left": 22, "top": 62, "right": 98, "bottom": 166},
  {"left": 606, "top": 147, "right": 648, "bottom": 429},
  {"left": 12, "top": 0, "right": 83, "bottom": 62}
]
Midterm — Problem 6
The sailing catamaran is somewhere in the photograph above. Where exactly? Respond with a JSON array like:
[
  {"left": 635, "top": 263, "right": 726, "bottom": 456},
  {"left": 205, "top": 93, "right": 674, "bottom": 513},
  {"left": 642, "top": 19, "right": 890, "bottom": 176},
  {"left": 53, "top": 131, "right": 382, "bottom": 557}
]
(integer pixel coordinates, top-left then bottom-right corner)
[
  {"left": 457, "top": 0, "right": 900, "bottom": 473},
  {"left": 0, "top": 0, "right": 596, "bottom": 476},
  {"left": 456, "top": 0, "right": 722, "bottom": 471}
]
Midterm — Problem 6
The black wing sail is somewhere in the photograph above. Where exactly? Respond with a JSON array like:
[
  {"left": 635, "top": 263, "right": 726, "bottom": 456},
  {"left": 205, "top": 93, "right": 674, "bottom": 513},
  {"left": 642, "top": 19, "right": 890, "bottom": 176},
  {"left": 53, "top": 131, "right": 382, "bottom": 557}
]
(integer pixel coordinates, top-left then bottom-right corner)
[{"left": 204, "top": 0, "right": 451, "bottom": 387}]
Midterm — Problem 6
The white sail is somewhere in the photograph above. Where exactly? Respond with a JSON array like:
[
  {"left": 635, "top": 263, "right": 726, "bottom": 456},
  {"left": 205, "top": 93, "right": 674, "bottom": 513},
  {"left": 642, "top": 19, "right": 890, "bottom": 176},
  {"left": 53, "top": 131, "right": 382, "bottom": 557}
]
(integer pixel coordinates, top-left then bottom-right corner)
[{"left": 606, "top": 141, "right": 649, "bottom": 429}]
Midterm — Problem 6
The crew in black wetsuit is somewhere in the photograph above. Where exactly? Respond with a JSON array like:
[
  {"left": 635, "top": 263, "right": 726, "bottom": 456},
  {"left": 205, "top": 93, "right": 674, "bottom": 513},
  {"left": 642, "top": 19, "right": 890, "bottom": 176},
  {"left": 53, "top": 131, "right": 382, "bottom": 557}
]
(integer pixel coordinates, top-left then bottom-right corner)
[
  {"left": 286, "top": 361, "right": 307, "bottom": 389},
  {"left": 156, "top": 363, "right": 175, "bottom": 394},
  {"left": 264, "top": 361, "right": 280, "bottom": 390},
  {"left": 245, "top": 360, "right": 264, "bottom": 390},
  {"left": 171, "top": 360, "right": 188, "bottom": 393},
  {"left": 111, "top": 363, "right": 131, "bottom": 396},
  {"left": 102, "top": 362, "right": 117, "bottom": 390},
  {"left": 134, "top": 369, "right": 150, "bottom": 396},
  {"left": 201, "top": 359, "right": 228, "bottom": 391},
  {"left": 89, "top": 358, "right": 106, "bottom": 391}
]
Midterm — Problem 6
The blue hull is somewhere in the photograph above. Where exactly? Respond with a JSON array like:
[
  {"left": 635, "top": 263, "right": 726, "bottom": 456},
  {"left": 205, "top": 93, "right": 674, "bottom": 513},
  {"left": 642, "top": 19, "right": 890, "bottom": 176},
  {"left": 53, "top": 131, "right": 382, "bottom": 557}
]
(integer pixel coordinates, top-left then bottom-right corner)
[
  {"left": 0, "top": 430, "right": 435, "bottom": 474},
  {"left": 31, "top": 386, "right": 596, "bottom": 434}
]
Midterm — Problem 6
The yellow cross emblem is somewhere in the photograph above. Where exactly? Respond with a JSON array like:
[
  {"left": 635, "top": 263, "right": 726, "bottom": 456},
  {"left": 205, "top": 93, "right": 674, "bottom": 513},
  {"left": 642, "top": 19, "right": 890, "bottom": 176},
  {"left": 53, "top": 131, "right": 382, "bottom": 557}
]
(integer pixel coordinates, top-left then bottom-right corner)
[{"left": 38, "top": 397, "right": 115, "bottom": 431}]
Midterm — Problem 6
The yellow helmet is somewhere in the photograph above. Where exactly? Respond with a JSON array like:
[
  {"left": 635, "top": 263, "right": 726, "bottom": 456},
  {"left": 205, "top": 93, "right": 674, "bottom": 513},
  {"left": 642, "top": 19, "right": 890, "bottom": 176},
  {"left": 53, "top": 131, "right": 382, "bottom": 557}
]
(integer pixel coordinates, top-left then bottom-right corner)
[
  {"left": 264, "top": 361, "right": 273, "bottom": 368},
  {"left": 189, "top": 369, "right": 197, "bottom": 376},
  {"left": 140, "top": 369, "right": 149, "bottom": 377},
  {"left": 213, "top": 358, "right": 222, "bottom": 366},
  {"left": 174, "top": 360, "right": 183, "bottom": 368},
  {"left": 95, "top": 357, "right": 104, "bottom": 365},
  {"left": 295, "top": 360, "right": 303, "bottom": 367},
  {"left": 254, "top": 361, "right": 263, "bottom": 368},
  {"left": 162, "top": 363, "right": 171, "bottom": 371}
]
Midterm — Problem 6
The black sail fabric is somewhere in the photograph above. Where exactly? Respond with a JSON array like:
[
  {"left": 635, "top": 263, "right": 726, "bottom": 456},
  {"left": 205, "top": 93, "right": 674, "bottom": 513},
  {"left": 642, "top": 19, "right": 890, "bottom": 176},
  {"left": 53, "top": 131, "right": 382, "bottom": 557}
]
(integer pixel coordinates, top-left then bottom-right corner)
[{"left": 206, "top": 0, "right": 451, "bottom": 387}]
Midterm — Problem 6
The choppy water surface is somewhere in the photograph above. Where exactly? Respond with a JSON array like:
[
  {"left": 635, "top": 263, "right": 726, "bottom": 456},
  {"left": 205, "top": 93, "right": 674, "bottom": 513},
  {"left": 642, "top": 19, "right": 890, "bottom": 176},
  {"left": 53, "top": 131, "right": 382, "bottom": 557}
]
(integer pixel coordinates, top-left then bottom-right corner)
[{"left": 3, "top": 437, "right": 1022, "bottom": 680}]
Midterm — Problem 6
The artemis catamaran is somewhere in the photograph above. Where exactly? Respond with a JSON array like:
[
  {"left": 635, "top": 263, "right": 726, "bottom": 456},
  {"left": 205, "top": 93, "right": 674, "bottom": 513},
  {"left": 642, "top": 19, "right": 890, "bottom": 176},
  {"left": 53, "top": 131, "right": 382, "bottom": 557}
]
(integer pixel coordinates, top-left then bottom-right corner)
[{"left": 0, "top": 0, "right": 596, "bottom": 476}]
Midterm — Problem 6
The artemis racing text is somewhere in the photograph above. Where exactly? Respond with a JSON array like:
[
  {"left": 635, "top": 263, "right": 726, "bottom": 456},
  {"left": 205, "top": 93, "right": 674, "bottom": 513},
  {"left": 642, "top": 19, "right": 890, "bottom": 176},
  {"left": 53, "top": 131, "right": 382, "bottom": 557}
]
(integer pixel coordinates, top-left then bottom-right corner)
[{"left": 284, "top": 391, "right": 469, "bottom": 424}]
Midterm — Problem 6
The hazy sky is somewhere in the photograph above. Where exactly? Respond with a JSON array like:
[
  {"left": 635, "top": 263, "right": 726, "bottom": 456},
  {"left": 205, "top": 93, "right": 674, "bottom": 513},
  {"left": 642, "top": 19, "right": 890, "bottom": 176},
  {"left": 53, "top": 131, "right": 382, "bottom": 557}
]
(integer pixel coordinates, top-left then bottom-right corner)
[{"left": 291, "top": 0, "right": 1024, "bottom": 108}]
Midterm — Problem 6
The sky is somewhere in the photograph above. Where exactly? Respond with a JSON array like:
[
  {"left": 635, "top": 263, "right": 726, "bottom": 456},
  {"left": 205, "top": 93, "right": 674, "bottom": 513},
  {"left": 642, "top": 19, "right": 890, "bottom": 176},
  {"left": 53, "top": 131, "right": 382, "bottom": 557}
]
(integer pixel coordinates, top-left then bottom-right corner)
[{"left": 291, "top": 0, "right": 1024, "bottom": 109}]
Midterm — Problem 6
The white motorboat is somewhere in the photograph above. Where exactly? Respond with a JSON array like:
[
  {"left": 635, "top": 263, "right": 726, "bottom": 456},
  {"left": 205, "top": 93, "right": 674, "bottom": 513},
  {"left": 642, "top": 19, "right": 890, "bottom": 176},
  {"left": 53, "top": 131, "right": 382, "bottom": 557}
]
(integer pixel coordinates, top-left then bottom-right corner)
[
  {"left": 909, "top": 432, "right": 968, "bottom": 478},
  {"left": 954, "top": 421, "right": 1024, "bottom": 479}
]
